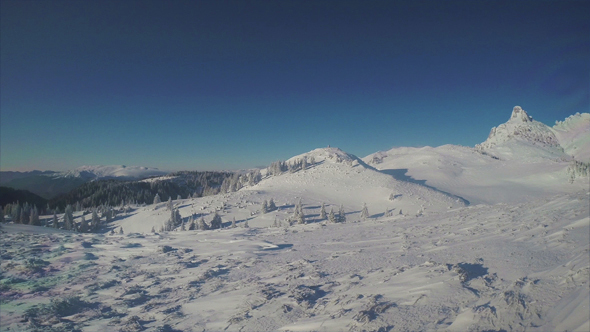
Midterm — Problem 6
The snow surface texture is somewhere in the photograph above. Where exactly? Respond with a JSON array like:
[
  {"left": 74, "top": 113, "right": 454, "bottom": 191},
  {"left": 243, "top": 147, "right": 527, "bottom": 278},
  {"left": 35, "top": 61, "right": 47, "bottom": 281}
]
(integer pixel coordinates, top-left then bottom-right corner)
[
  {"left": 1, "top": 107, "right": 589, "bottom": 331},
  {"left": 1, "top": 192, "right": 588, "bottom": 332}
]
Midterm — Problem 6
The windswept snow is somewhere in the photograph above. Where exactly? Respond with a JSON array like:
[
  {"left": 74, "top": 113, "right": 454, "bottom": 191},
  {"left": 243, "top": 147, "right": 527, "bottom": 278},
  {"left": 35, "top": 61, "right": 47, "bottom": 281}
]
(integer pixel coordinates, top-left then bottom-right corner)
[{"left": 1, "top": 191, "right": 588, "bottom": 332}]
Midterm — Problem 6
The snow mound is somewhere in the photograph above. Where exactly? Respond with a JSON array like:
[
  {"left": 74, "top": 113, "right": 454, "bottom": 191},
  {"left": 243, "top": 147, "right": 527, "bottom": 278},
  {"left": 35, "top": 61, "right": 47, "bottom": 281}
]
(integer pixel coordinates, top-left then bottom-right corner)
[
  {"left": 475, "top": 106, "right": 566, "bottom": 161},
  {"left": 363, "top": 144, "right": 587, "bottom": 205},
  {"left": 552, "top": 112, "right": 590, "bottom": 161},
  {"left": 59, "top": 165, "right": 167, "bottom": 180},
  {"left": 286, "top": 147, "right": 370, "bottom": 168}
]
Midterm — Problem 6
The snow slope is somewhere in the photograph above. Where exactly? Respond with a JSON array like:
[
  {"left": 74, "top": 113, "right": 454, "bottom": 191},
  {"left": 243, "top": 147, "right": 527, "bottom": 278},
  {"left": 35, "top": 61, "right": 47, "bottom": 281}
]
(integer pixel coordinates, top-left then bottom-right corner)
[
  {"left": 2, "top": 191, "right": 588, "bottom": 332},
  {"left": 364, "top": 107, "right": 589, "bottom": 205},
  {"left": 552, "top": 112, "right": 590, "bottom": 162}
]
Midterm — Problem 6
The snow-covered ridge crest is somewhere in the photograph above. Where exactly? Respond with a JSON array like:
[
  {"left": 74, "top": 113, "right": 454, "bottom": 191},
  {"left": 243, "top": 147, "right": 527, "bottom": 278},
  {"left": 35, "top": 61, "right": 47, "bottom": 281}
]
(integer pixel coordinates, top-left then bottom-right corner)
[
  {"left": 286, "top": 147, "right": 371, "bottom": 168},
  {"left": 552, "top": 112, "right": 590, "bottom": 161},
  {"left": 57, "top": 165, "right": 167, "bottom": 180},
  {"left": 475, "top": 106, "right": 564, "bottom": 160}
]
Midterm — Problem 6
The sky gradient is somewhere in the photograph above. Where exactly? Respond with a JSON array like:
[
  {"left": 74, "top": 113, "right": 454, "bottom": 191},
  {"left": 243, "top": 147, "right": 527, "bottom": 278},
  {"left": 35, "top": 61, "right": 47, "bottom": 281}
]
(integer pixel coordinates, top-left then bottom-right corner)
[{"left": 1, "top": 0, "right": 589, "bottom": 172}]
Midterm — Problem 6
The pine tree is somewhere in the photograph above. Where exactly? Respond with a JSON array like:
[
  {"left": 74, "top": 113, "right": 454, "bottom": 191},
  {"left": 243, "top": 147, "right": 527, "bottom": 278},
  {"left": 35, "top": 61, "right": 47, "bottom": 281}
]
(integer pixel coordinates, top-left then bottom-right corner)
[
  {"left": 328, "top": 208, "right": 337, "bottom": 223},
  {"left": 0, "top": 206, "right": 4, "bottom": 223},
  {"left": 180, "top": 220, "right": 186, "bottom": 231},
  {"left": 91, "top": 209, "right": 100, "bottom": 232},
  {"left": 151, "top": 226, "right": 156, "bottom": 233},
  {"left": 177, "top": 194, "right": 182, "bottom": 200},
  {"left": 338, "top": 205, "right": 346, "bottom": 223},
  {"left": 29, "top": 206, "right": 40, "bottom": 226},
  {"left": 360, "top": 203, "right": 369, "bottom": 220},
  {"left": 167, "top": 197, "right": 173, "bottom": 211},
  {"left": 79, "top": 216, "right": 88, "bottom": 232},
  {"left": 153, "top": 193, "right": 161, "bottom": 205},
  {"left": 53, "top": 211, "right": 58, "bottom": 228},
  {"left": 210, "top": 212, "right": 222, "bottom": 229},
  {"left": 320, "top": 203, "right": 327, "bottom": 219},
  {"left": 119, "top": 227, "right": 124, "bottom": 235},
  {"left": 197, "top": 216, "right": 208, "bottom": 230},
  {"left": 64, "top": 205, "right": 74, "bottom": 230},
  {"left": 231, "top": 217, "right": 236, "bottom": 228},
  {"left": 243, "top": 219, "right": 249, "bottom": 228},
  {"left": 261, "top": 200, "right": 269, "bottom": 214},
  {"left": 268, "top": 198, "right": 277, "bottom": 212}
]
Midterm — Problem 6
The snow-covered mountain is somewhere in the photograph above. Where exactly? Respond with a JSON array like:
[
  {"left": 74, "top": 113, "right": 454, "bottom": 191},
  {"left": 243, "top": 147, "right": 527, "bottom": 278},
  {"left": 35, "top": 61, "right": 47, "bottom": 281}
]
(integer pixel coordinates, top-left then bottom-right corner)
[
  {"left": 57, "top": 165, "right": 168, "bottom": 180},
  {"left": 0, "top": 165, "right": 168, "bottom": 199},
  {"left": 2, "top": 108, "right": 589, "bottom": 332},
  {"left": 364, "top": 107, "right": 590, "bottom": 205},
  {"left": 475, "top": 106, "right": 566, "bottom": 161}
]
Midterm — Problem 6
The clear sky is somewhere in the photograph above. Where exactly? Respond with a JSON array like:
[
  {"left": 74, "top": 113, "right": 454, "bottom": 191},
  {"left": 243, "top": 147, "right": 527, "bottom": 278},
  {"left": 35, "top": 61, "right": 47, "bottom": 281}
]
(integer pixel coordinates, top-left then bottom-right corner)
[{"left": 1, "top": 0, "right": 588, "bottom": 172}]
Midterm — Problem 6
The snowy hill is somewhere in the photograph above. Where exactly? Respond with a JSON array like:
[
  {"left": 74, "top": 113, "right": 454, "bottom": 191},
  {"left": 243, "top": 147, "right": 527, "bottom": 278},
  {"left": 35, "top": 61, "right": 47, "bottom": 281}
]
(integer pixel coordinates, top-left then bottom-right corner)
[
  {"left": 364, "top": 107, "right": 590, "bottom": 205},
  {"left": 116, "top": 147, "right": 467, "bottom": 234},
  {"left": 58, "top": 165, "right": 168, "bottom": 180},
  {"left": 552, "top": 112, "right": 590, "bottom": 161}
]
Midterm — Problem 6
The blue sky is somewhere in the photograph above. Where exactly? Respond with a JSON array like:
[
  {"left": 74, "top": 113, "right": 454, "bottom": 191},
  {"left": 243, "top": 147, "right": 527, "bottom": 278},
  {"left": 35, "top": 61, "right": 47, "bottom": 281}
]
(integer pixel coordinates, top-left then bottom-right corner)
[{"left": 1, "top": 0, "right": 588, "bottom": 172}]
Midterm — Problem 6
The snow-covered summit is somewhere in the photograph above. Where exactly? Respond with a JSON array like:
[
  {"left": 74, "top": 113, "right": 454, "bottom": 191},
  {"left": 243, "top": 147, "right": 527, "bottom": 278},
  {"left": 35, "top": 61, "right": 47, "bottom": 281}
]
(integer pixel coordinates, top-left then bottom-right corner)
[
  {"left": 286, "top": 147, "right": 370, "bottom": 168},
  {"left": 58, "top": 165, "right": 168, "bottom": 180},
  {"left": 475, "top": 106, "right": 565, "bottom": 160}
]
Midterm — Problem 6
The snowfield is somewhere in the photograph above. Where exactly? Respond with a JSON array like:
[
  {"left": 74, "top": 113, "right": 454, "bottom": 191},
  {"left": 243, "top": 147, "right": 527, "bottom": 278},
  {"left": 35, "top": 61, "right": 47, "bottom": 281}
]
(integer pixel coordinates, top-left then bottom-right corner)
[{"left": 1, "top": 107, "right": 589, "bottom": 331}]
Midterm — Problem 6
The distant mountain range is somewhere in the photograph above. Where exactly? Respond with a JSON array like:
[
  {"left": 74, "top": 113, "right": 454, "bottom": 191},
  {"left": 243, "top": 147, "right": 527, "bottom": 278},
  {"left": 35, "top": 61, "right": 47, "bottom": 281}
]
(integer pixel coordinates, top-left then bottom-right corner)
[{"left": 0, "top": 165, "right": 168, "bottom": 199}]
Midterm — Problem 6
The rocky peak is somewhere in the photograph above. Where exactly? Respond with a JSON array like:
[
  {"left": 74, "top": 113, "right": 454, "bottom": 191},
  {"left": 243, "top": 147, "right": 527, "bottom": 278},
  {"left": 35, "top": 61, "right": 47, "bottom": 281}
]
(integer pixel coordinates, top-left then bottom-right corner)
[{"left": 510, "top": 106, "right": 532, "bottom": 122}]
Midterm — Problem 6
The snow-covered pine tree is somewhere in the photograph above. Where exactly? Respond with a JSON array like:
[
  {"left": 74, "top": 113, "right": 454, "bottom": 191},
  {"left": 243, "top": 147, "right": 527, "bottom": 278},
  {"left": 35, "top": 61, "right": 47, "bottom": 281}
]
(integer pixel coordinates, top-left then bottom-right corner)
[
  {"left": 338, "top": 205, "right": 346, "bottom": 223},
  {"left": 119, "top": 227, "right": 124, "bottom": 235},
  {"left": 268, "top": 198, "right": 277, "bottom": 212},
  {"left": 153, "top": 193, "right": 161, "bottom": 205},
  {"left": 360, "top": 203, "right": 369, "bottom": 220},
  {"left": 243, "top": 219, "right": 249, "bottom": 228},
  {"left": 91, "top": 209, "right": 100, "bottom": 232},
  {"left": 53, "top": 211, "right": 58, "bottom": 228},
  {"left": 64, "top": 205, "right": 74, "bottom": 230},
  {"left": 231, "top": 217, "right": 236, "bottom": 228},
  {"left": 167, "top": 197, "right": 173, "bottom": 211},
  {"left": 328, "top": 208, "right": 337, "bottom": 223},
  {"left": 174, "top": 208, "right": 182, "bottom": 227},
  {"left": 151, "top": 226, "right": 156, "bottom": 233},
  {"left": 210, "top": 212, "right": 222, "bottom": 229},
  {"left": 80, "top": 216, "right": 88, "bottom": 232},
  {"left": 198, "top": 216, "right": 208, "bottom": 230},
  {"left": 177, "top": 194, "right": 182, "bottom": 200},
  {"left": 261, "top": 200, "right": 269, "bottom": 214},
  {"left": 320, "top": 203, "right": 327, "bottom": 219}
]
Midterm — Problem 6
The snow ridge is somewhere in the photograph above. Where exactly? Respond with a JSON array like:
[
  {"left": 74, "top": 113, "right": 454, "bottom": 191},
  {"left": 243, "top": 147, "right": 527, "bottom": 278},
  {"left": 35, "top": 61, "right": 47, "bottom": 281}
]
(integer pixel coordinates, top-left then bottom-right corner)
[{"left": 57, "top": 165, "right": 167, "bottom": 180}]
